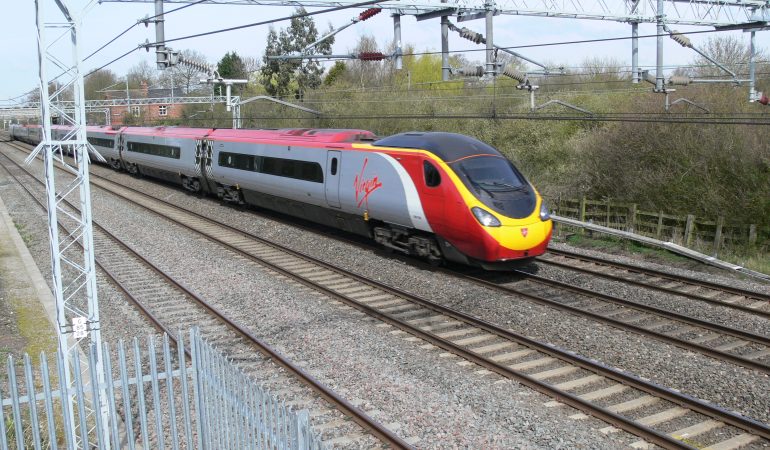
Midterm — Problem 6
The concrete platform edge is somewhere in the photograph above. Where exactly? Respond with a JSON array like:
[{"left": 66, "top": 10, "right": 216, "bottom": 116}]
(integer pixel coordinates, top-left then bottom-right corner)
[{"left": 0, "top": 193, "right": 59, "bottom": 330}]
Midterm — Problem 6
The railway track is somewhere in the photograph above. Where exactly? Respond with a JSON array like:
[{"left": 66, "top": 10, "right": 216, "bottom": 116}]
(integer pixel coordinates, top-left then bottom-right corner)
[
  {"left": 4, "top": 141, "right": 769, "bottom": 449},
  {"left": 539, "top": 248, "right": 770, "bottom": 318},
  {"left": 459, "top": 268, "right": 770, "bottom": 374},
  {"left": 0, "top": 147, "right": 410, "bottom": 449}
]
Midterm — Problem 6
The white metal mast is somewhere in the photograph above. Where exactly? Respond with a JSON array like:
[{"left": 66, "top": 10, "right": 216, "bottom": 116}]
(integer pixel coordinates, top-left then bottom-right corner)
[{"left": 30, "top": 0, "right": 107, "bottom": 446}]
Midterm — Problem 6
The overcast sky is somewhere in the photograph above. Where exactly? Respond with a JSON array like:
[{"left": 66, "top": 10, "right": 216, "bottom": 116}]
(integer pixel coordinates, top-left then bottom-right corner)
[{"left": 2, "top": 1, "right": 768, "bottom": 101}]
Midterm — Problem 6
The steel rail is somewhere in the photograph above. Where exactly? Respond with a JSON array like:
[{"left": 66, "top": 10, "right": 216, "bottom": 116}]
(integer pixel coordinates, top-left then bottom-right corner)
[
  {"left": 6, "top": 140, "right": 770, "bottom": 447},
  {"left": 0, "top": 157, "right": 179, "bottom": 344},
  {"left": 548, "top": 247, "right": 770, "bottom": 299},
  {"left": 0, "top": 147, "right": 412, "bottom": 450},
  {"left": 460, "top": 271, "right": 770, "bottom": 373},
  {"left": 541, "top": 249, "right": 770, "bottom": 319},
  {"left": 72, "top": 179, "right": 695, "bottom": 449},
  {"left": 8, "top": 139, "right": 770, "bottom": 372},
  {"left": 85, "top": 178, "right": 770, "bottom": 448},
  {"left": 22, "top": 155, "right": 768, "bottom": 448}
]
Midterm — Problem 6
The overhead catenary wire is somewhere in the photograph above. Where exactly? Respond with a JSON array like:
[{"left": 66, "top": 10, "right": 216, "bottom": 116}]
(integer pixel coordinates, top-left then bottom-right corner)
[
  {"left": 83, "top": 0, "right": 210, "bottom": 63},
  {"left": 83, "top": 0, "right": 382, "bottom": 79},
  {"left": 266, "top": 69, "right": 770, "bottom": 98},
  {"left": 134, "top": 113, "right": 770, "bottom": 126},
  {"left": 17, "top": 2, "right": 766, "bottom": 106}
]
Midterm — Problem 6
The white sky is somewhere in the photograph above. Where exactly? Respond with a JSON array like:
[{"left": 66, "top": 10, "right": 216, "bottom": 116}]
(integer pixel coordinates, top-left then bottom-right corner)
[{"left": 2, "top": 1, "right": 768, "bottom": 101}]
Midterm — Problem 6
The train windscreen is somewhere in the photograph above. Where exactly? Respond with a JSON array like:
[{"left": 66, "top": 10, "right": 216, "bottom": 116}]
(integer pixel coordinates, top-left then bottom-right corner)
[{"left": 450, "top": 156, "right": 536, "bottom": 219}]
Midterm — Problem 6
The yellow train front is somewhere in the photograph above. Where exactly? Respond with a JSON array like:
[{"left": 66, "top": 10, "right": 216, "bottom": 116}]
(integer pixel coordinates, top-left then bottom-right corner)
[{"left": 368, "top": 132, "right": 553, "bottom": 269}]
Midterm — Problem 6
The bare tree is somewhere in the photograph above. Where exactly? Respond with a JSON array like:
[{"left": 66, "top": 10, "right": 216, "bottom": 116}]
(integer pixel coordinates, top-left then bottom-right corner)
[
  {"left": 169, "top": 49, "right": 210, "bottom": 94},
  {"left": 242, "top": 56, "right": 262, "bottom": 83},
  {"left": 345, "top": 35, "right": 381, "bottom": 87},
  {"left": 578, "top": 56, "right": 627, "bottom": 81},
  {"left": 126, "top": 60, "right": 157, "bottom": 89},
  {"left": 681, "top": 35, "right": 767, "bottom": 78},
  {"left": 84, "top": 69, "right": 118, "bottom": 100}
]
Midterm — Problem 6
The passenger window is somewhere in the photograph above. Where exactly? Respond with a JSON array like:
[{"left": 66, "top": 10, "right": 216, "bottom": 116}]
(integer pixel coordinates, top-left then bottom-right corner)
[
  {"left": 424, "top": 160, "right": 441, "bottom": 187},
  {"left": 331, "top": 158, "right": 338, "bottom": 175}
]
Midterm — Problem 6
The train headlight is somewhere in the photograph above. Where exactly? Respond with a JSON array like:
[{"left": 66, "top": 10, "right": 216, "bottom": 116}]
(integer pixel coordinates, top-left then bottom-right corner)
[
  {"left": 471, "top": 207, "right": 501, "bottom": 227},
  {"left": 540, "top": 202, "right": 551, "bottom": 221}
]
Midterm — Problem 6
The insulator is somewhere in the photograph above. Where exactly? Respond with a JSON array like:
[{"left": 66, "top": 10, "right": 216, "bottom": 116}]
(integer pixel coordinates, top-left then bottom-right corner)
[
  {"left": 459, "top": 27, "right": 484, "bottom": 44},
  {"left": 358, "top": 8, "right": 381, "bottom": 21},
  {"left": 458, "top": 65, "right": 484, "bottom": 77},
  {"left": 503, "top": 67, "right": 527, "bottom": 83},
  {"left": 668, "top": 76, "right": 691, "bottom": 86},
  {"left": 358, "top": 52, "right": 386, "bottom": 61},
  {"left": 181, "top": 59, "right": 212, "bottom": 74},
  {"left": 669, "top": 30, "right": 692, "bottom": 48}
]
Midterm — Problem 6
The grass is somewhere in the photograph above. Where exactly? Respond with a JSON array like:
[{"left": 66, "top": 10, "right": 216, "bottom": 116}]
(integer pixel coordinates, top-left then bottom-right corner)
[
  {"left": 559, "top": 230, "right": 770, "bottom": 279},
  {"left": 13, "top": 222, "right": 33, "bottom": 247},
  {"left": 3, "top": 220, "right": 58, "bottom": 359},
  {"left": 13, "top": 296, "right": 58, "bottom": 358},
  {"left": 722, "top": 250, "right": 770, "bottom": 276},
  {"left": 562, "top": 232, "right": 691, "bottom": 264}
]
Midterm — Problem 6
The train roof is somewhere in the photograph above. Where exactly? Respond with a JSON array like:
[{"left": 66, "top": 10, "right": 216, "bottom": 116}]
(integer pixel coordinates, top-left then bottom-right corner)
[
  {"left": 123, "top": 126, "right": 213, "bottom": 138},
  {"left": 373, "top": 132, "right": 503, "bottom": 163},
  {"left": 208, "top": 128, "right": 377, "bottom": 144}
]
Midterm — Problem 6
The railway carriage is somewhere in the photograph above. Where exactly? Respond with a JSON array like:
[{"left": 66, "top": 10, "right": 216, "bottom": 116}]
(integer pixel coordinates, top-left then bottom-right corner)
[
  {"left": 119, "top": 127, "right": 208, "bottom": 189},
  {"left": 9, "top": 124, "right": 41, "bottom": 145},
  {"left": 86, "top": 125, "right": 124, "bottom": 169},
  {"left": 9, "top": 123, "right": 552, "bottom": 269}
]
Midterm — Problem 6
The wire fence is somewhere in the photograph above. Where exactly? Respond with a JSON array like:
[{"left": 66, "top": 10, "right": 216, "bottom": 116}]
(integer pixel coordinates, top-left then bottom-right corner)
[{"left": 0, "top": 328, "right": 325, "bottom": 449}]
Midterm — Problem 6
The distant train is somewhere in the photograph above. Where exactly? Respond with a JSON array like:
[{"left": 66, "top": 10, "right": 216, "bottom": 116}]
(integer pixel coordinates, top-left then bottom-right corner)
[{"left": 10, "top": 123, "right": 552, "bottom": 269}]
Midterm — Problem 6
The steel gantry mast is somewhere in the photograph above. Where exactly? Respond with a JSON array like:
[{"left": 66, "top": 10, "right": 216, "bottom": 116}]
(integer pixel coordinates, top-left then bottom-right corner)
[{"left": 30, "top": 0, "right": 108, "bottom": 446}]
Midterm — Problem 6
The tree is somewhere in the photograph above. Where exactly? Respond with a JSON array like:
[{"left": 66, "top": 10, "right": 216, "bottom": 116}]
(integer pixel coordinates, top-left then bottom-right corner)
[
  {"left": 241, "top": 56, "right": 261, "bottom": 83},
  {"left": 164, "top": 49, "right": 209, "bottom": 94},
  {"left": 84, "top": 69, "right": 118, "bottom": 100},
  {"left": 218, "top": 51, "right": 247, "bottom": 79},
  {"left": 260, "top": 7, "right": 334, "bottom": 99},
  {"left": 676, "top": 35, "right": 767, "bottom": 78},
  {"left": 324, "top": 61, "right": 346, "bottom": 86},
  {"left": 215, "top": 51, "right": 248, "bottom": 95},
  {"left": 344, "top": 35, "right": 381, "bottom": 87},
  {"left": 126, "top": 60, "right": 156, "bottom": 89}
]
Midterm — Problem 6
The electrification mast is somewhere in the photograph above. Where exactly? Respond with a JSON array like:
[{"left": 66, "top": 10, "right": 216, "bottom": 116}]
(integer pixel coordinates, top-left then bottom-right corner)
[{"left": 30, "top": 0, "right": 108, "bottom": 446}]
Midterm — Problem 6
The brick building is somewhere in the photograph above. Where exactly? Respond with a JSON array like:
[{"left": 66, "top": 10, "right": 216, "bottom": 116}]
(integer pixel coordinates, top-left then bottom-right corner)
[{"left": 105, "top": 81, "right": 185, "bottom": 125}]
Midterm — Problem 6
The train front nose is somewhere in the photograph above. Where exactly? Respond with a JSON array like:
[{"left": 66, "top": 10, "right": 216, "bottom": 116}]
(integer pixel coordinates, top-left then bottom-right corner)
[{"left": 483, "top": 218, "right": 553, "bottom": 260}]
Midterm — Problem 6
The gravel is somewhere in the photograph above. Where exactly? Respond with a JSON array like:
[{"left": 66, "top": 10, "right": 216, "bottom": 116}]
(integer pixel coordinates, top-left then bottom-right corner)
[{"left": 2, "top": 146, "right": 769, "bottom": 448}]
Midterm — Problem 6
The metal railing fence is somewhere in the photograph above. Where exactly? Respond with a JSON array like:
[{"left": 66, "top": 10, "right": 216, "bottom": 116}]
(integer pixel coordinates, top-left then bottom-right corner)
[{"left": 0, "top": 329, "right": 325, "bottom": 449}]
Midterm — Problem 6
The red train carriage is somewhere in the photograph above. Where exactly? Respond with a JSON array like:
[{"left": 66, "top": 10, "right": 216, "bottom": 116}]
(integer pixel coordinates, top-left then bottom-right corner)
[{"left": 10, "top": 124, "right": 552, "bottom": 269}]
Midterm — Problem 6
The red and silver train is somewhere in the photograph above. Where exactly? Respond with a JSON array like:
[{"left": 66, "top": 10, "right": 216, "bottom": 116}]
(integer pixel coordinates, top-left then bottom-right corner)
[{"left": 10, "top": 124, "right": 552, "bottom": 269}]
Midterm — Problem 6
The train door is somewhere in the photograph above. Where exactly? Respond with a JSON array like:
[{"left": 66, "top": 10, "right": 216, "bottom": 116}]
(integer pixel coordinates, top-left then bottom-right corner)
[
  {"left": 117, "top": 133, "right": 125, "bottom": 169},
  {"left": 196, "top": 139, "right": 217, "bottom": 194},
  {"left": 325, "top": 150, "right": 341, "bottom": 208},
  {"left": 420, "top": 157, "right": 445, "bottom": 229}
]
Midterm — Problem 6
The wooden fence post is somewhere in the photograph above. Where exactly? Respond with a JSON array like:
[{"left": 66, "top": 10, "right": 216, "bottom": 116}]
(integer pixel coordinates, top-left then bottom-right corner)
[
  {"left": 712, "top": 216, "right": 724, "bottom": 257},
  {"left": 656, "top": 212, "right": 664, "bottom": 238},
  {"left": 606, "top": 198, "right": 611, "bottom": 228},
  {"left": 684, "top": 214, "right": 696, "bottom": 247},
  {"left": 749, "top": 224, "right": 757, "bottom": 246},
  {"left": 628, "top": 204, "right": 637, "bottom": 233},
  {"left": 579, "top": 196, "right": 586, "bottom": 235}
]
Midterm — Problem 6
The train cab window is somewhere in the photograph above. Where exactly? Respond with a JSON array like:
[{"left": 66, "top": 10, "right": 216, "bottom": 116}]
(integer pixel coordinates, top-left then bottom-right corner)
[
  {"left": 424, "top": 160, "right": 441, "bottom": 187},
  {"left": 330, "top": 158, "right": 338, "bottom": 175}
]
